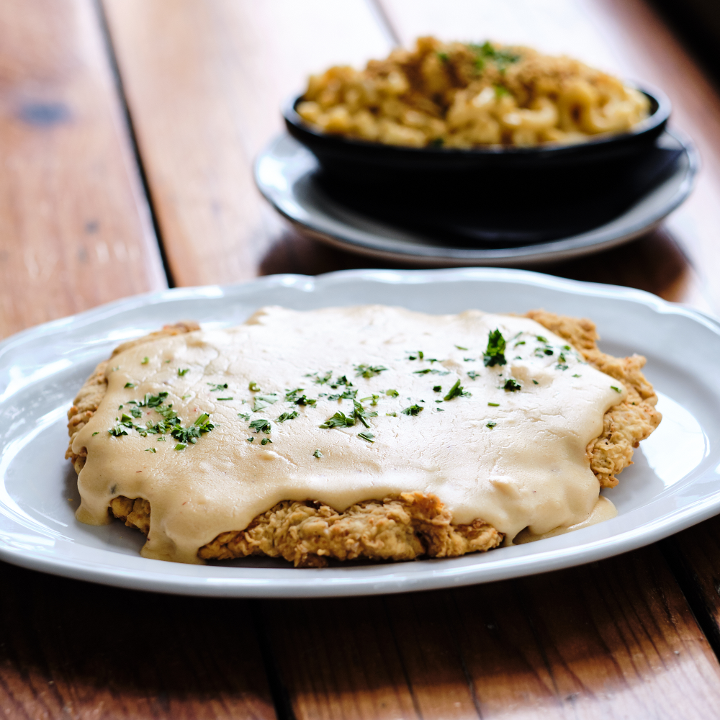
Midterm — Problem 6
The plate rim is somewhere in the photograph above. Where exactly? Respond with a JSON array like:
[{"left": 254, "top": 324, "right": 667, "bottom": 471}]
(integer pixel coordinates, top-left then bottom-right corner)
[
  {"left": 254, "top": 129, "right": 699, "bottom": 266},
  {"left": 1, "top": 267, "right": 719, "bottom": 598}
]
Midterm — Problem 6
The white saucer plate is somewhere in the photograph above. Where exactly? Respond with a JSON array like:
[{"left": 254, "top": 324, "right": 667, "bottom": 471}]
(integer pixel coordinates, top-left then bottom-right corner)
[
  {"left": 255, "top": 132, "right": 698, "bottom": 266},
  {"left": 1, "top": 268, "right": 718, "bottom": 597}
]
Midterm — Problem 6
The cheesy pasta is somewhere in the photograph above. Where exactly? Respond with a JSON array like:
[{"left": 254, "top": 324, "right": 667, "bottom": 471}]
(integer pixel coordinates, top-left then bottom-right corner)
[{"left": 296, "top": 37, "right": 650, "bottom": 148}]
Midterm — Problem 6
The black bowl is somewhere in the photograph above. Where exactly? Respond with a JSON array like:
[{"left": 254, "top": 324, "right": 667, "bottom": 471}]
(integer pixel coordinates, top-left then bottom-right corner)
[{"left": 283, "top": 85, "right": 670, "bottom": 183}]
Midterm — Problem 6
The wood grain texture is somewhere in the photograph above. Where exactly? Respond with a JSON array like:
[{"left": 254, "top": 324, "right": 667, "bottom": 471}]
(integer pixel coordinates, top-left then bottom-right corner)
[
  {"left": 0, "top": 0, "right": 166, "bottom": 340},
  {"left": 263, "top": 548, "right": 720, "bottom": 720},
  {"left": 0, "top": 563, "right": 276, "bottom": 720},
  {"left": 101, "top": 0, "right": 393, "bottom": 286},
  {"left": 379, "top": 0, "right": 720, "bottom": 313}
]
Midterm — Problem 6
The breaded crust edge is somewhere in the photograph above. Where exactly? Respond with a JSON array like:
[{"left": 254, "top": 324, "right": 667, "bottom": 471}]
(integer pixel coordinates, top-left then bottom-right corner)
[{"left": 65, "top": 313, "right": 661, "bottom": 567}]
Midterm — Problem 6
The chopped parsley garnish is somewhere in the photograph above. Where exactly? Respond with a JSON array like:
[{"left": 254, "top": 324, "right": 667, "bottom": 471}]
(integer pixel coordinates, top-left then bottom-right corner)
[
  {"left": 502, "top": 378, "right": 522, "bottom": 392},
  {"left": 249, "top": 418, "right": 272, "bottom": 434},
  {"left": 327, "top": 388, "right": 358, "bottom": 401},
  {"left": 124, "top": 382, "right": 136, "bottom": 389},
  {"left": 353, "top": 400, "right": 377, "bottom": 428},
  {"left": 386, "top": 412, "right": 397, "bottom": 417},
  {"left": 141, "top": 357, "right": 149, "bottom": 364},
  {"left": 455, "top": 345, "right": 468, "bottom": 351},
  {"left": 536, "top": 335, "right": 548, "bottom": 343},
  {"left": 488, "top": 402, "right": 499, "bottom": 407},
  {"left": 248, "top": 381, "right": 260, "bottom": 392},
  {"left": 261, "top": 438, "right": 272, "bottom": 445},
  {"left": 436, "top": 408, "right": 444, "bottom": 412},
  {"left": 285, "top": 388, "right": 316, "bottom": 406},
  {"left": 444, "top": 379, "right": 471, "bottom": 401},
  {"left": 253, "top": 394, "right": 278, "bottom": 412},
  {"left": 385, "top": 389, "right": 399, "bottom": 397},
  {"left": 237, "top": 412, "right": 251, "bottom": 421},
  {"left": 572, "top": 374, "right": 581, "bottom": 378},
  {"left": 406, "top": 350, "right": 424, "bottom": 361},
  {"left": 556, "top": 364, "right": 568, "bottom": 371},
  {"left": 145, "top": 448, "right": 156, "bottom": 453},
  {"left": 611, "top": 386, "right": 622, "bottom": 393},
  {"left": 313, "top": 449, "right": 323, "bottom": 458},
  {"left": 483, "top": 329, "right": 507, "bottom": 367},
  {"left": 486, "top": 421, "right": 497, "bottom": 429},
  {"left": 276, "top": 411, "right": 299, "bottom": 423},
  {"left": 401, "top": 404, "right": 424, "bottom": 416},
  {"left": 358, "top": 432, "right": 375, "bottom": 443},
  {"left": 175, "top": 443, "right": 186, "bottom": 451},
  {"left": 130, "top": 407, "right": 142, "bottom": 418},
  {"left": 178, "top": 368, "right": 190, "bottom": 377},
  {"left": 467, "top": 370, "right": 480, "bottom": 380},
  {"left": 433, "top": 385, "right": 442, "bottom": 392},
  {"left": 217, "top": 397, "right": 233, "bottom": 401},
  {"left": 309, "top": 370, "right": 332, "bottom": 385},
  {"left": 535, "top": 345, "right": 554, "bottom": 357},
  {"left": 413, "top": 368, "right": 450, "bottom": 376},
  {"left": 355, "top": 364, "right": 388, "bottom": 378},
  {"left": 246, "top": 437, "right": 254, "bottom": 443},
  {"left": 92, "top": 431, "right": 99, "bottom": 436},
  {"left": 532, "top": 379, "right": 539, "bottom": 385},
  {"left": 208, "top": 383, "right": 228, "bottom": 392},
  {"left": 514, "top": 341, "right": 526, "bottom": 347},
  {"left": 170, "top": 413, "right": 215, "bottom": 445},
  {"left": 319, "top": 411, "right": 355, "bottom": 429}
]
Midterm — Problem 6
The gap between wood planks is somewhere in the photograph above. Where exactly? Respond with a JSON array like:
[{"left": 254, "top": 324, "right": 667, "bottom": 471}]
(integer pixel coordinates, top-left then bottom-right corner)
[{"left": 92, "top": 0, "right": 177, "bottom": 289}]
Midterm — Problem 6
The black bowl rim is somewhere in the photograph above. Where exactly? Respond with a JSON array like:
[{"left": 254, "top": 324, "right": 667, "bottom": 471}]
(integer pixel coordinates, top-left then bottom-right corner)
[{"left": 283, "top": 82, "right": 671, "bottom": 160}]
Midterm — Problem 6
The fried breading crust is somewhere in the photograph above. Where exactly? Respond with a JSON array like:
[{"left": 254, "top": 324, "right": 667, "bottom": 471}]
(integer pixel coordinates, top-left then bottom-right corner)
[
  {"left": 525, "top": 311, "right": 661, "bottom": 488},
  {"left": 67, "top": 312, "right": 661, "bottom": 566}
]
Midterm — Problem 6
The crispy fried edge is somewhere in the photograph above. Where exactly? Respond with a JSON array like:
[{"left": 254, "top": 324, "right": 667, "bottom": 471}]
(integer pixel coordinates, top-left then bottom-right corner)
[{"left": 67, "top": 312, "right": 661, "bottom": 567}]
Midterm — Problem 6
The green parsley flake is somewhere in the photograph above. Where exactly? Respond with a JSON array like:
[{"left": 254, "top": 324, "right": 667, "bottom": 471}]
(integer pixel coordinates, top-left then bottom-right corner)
[
  {"left": 467, "top": 370, "right": 480, "bottom": 380},
  {"left": 355, "top": 364, "right": 388, "bottom": 378},
  {"left": 238, "top": 412, "right": 251, "bottom": 421},
  {"left": 386, "top": 412, "right": 397, "bottom": 417},
  {"left": 319, "top": 411, "right": 355, "bottom": 429},
  {"left": 455, "top": 345, "right": 468, "bottom": 351},
  {"left": 261, "top": 438, "right": 272, "bottom": 445},
  {"left": 141, "top": 357, "right": 149, "bottom": 365},
  {"left": 248, "top": 381, "right": 260, "bottom": 392},
  {"left": 406, "top": 350, "right": 424, "bottom": 361},
  {"left": 611, "top": 386, "right": 622, "bottom": 393},
  {"left": 253, "top": 394, "right": 278, "bottom": 412},
  {"left": 444, "top": 379, "right": 471, "bottom": 401},
  {"left": 276, "top": 411, "right": 299, "bottom": 423},
  {"left": 208, "top": 383, "right": 228, "bottom": 392},
  {"left": 246, "top": 437, "right": 254, "bottom": 443},
  {"left": 217, "top": 396, "right": 233, "bottom": 401},
  {"left": 175, "top": 443, "right": 186, "bottom": 451},
  {"left": 502, "top": 378, "right": 522, "bottom": 392},
  {"left": 178, "top": 368, "right": 190, "bottom": 377},
  {"left": 486, "top": 421, "right": 497, "bottom": 429},
  {"left": 145, "top": 448, "right": 156, "bottom": 453},
  {"left": 532, "top": 379, "right": 539, "bottom": 385},
  {"left": 572, "top": 374, "right": 581, "bottom": 378},
  {"left": 358, "top": 432, "right": 375, "bottom": 443},
  {"left": 488, "top": 402, "right": 499, "bottom": 407},
  {"left": 92, "top": 431, "right": 99, "bottom": 436},
  {"left": 433, "top": 385, "right": 442, "bottom": 392},
  {"left": 483, "top": 329, "right": 507, "bottom": 368},
  {"left": 249, "top": 418, "right": 272, "bottom": 434},
  {"left": 385, "top": 389, "right": 399, "bottom": 397},
  {"left": 313, "top": 449, "right": 323, "bottom": 458},
  {"left": 124, "top": 382, "right": 136, "bottom": 389},
  {"left": 401, "top": 404, "right": 424, "bottom": 416}
]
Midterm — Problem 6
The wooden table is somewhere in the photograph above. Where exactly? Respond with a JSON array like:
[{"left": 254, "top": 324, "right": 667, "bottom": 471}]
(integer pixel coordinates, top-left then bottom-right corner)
[{"left": 3, "top": 1, "right": 720, "bottom": 717}]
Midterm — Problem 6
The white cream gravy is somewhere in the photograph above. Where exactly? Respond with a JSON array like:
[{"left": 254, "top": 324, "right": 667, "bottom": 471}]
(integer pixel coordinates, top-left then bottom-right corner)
[{"left": 73, "top": 306, "right": 624, "bottom": 564}]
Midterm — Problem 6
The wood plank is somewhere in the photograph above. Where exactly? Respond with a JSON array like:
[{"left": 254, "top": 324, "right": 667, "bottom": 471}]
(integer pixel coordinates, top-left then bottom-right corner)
[
  {"left": 263, "top": 548, "right": 720, "bottom": 720},
  {"left": 0, "top": 563, "right": 276, "bottom": 720},
  {"left": 101, "top": 0, "right": 393, "bottom": 286},
  {"left": 0, "top": 0, "right": 166, "bottom": 340},
  {"left": 378, "top": 0, "right": 720, "bottom": 313}
]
